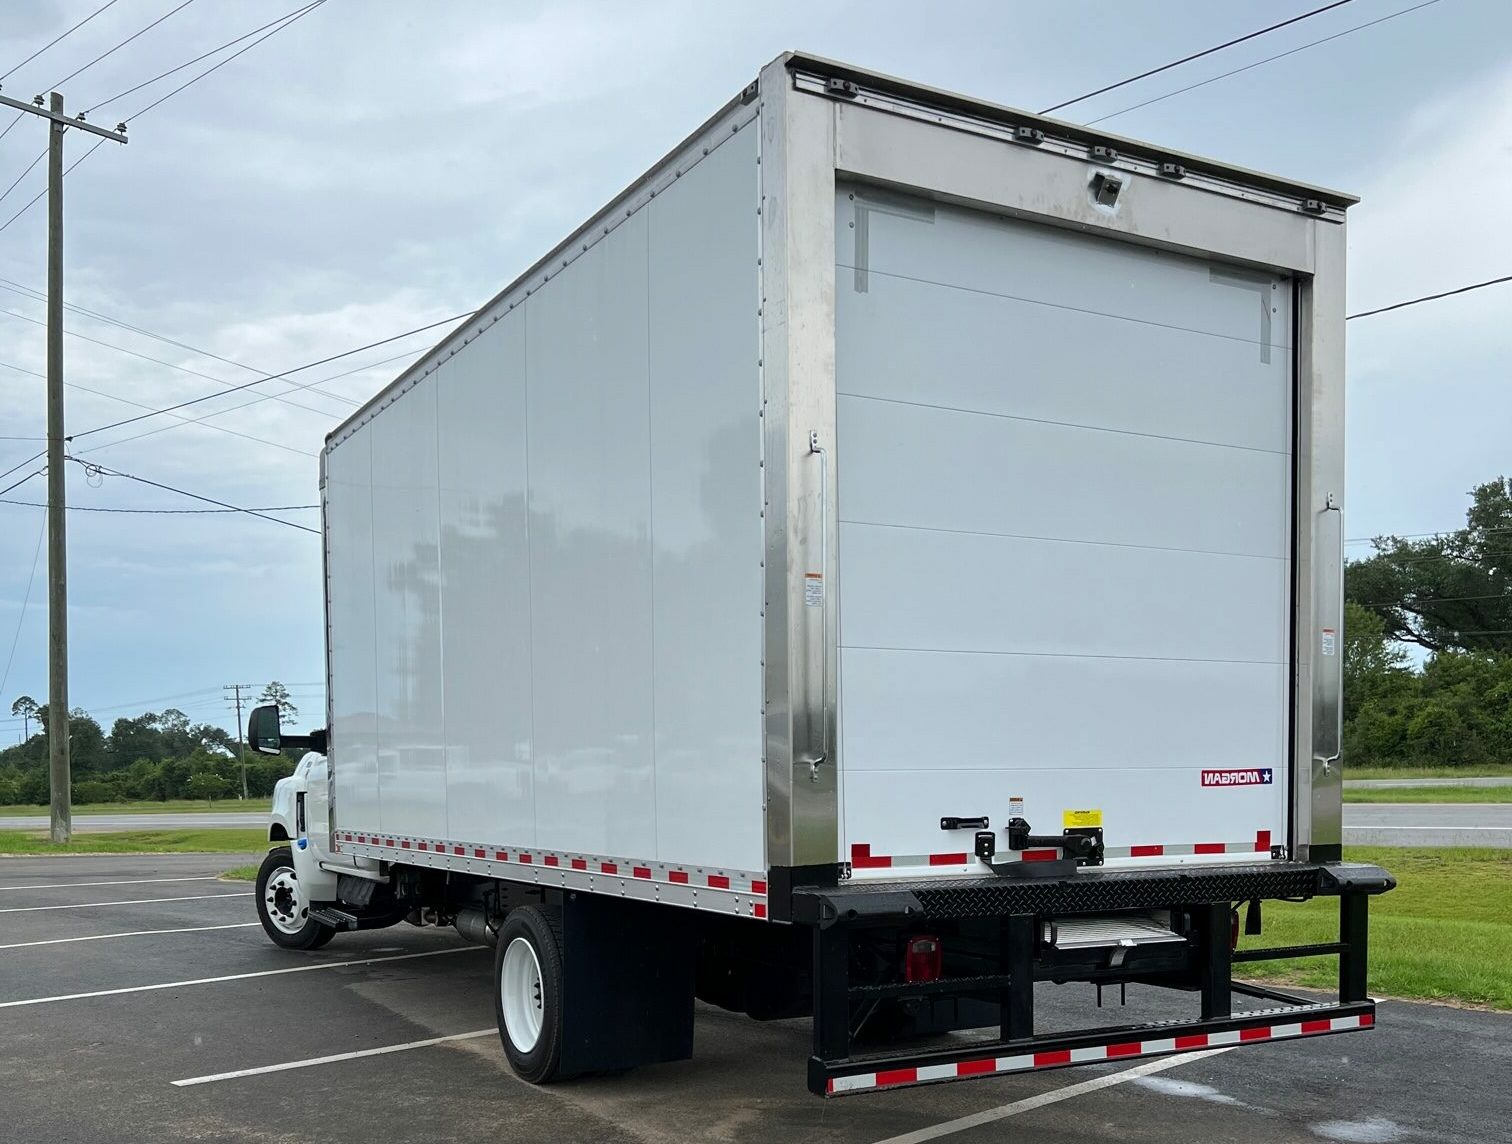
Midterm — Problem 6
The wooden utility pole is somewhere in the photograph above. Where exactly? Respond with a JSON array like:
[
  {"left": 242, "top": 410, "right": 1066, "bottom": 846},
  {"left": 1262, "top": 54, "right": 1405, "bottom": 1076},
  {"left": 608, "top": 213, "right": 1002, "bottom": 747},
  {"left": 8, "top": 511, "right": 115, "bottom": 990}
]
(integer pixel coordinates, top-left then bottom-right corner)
[
  {"left": 0, "top": 88, "right": 127, "bottom": 842},
  {"left": 45, "top": 93, "right": 69, "bottom": 845},
  {"left": 224, "top": 683, "right": 254, "bottom": 800}
]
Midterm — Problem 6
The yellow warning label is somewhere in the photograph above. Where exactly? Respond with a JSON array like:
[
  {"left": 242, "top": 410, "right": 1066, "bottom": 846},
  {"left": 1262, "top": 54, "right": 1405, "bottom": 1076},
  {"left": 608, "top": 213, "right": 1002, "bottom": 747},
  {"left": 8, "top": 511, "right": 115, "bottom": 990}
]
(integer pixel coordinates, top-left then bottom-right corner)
[{"left": 1062, "top": 808, "right": 1103, "bottom": 828}]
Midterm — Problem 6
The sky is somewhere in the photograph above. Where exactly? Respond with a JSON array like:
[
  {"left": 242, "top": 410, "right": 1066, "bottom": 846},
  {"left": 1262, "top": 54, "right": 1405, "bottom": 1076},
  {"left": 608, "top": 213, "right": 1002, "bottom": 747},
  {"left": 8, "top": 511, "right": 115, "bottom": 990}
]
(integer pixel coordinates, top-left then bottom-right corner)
[{"left": 0, "top": 0, "right": 1509, "bottom": 741}]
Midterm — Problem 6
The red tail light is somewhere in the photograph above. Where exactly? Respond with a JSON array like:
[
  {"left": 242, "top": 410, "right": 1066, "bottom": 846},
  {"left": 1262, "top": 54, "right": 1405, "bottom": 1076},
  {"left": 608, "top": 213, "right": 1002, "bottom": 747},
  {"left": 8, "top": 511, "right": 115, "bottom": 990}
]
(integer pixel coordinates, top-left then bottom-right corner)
[{"left": 904, "top": 935, "right": 943, "bottom": 983}]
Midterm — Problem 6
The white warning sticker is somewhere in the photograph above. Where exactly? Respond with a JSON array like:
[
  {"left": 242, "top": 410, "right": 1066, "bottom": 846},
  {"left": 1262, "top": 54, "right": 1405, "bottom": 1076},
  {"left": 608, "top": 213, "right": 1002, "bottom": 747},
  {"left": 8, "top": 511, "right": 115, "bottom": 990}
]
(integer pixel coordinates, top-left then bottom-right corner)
[
  {"left": 1009, "top": 796, "right": 1025, "bottom": 821},
  {"left": 1321, "top": 627, "right": 1337, "bottom": 656},
  {"left": 804, "top": 573, "right": 824, "bottom": 607}
]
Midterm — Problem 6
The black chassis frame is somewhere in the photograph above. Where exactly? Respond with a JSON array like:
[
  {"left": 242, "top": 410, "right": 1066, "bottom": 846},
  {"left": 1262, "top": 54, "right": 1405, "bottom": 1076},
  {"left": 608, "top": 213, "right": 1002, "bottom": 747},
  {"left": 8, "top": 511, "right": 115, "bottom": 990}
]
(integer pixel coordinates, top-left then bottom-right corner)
[{"left": 783, "top": 859, "right": 1394, "bottom": 1096}]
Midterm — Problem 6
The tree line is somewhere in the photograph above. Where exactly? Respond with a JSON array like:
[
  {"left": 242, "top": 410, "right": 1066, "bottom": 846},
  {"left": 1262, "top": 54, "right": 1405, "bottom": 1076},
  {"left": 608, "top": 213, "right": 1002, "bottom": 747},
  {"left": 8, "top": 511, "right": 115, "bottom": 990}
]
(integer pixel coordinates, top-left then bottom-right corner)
[
  {"left": 0, "top": 683, "right": 303, "bottom": 805},
  {"left": 1344, "top": 477, "right": 1512, "bottom": 769}
]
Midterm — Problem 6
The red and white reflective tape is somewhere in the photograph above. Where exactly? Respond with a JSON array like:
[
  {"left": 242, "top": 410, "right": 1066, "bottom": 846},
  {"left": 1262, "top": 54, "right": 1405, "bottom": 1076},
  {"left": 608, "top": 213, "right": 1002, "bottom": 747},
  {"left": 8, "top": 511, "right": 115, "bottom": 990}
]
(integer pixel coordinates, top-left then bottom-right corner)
[
  {"left": 1107, "top": 830, "right": 1273, "bottom": 860},
  {"left": 851, "top": 830, "right": 1273, "bottom": 874},
  {"left": 333, "top": 830, "right": 768, "bottom": 919},
  {"left": 827, "top": 1011, "right": 1372, "bottom": 1095}
]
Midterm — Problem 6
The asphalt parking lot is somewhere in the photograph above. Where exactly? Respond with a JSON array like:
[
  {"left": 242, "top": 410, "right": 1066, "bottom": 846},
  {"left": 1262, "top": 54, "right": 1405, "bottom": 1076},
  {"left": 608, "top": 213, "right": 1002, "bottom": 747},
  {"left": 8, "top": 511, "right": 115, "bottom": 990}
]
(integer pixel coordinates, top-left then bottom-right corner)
[{"left": 0, "top": 853, "right": 1506, "bottom": 1143}]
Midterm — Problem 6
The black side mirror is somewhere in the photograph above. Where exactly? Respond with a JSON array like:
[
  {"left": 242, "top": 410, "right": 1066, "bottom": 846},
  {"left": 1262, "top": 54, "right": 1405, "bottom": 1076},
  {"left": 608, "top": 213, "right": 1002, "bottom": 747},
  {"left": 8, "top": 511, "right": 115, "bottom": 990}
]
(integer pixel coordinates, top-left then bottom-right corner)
[{"left": 248, "top": 704, "right": 283, "bottom": 755}]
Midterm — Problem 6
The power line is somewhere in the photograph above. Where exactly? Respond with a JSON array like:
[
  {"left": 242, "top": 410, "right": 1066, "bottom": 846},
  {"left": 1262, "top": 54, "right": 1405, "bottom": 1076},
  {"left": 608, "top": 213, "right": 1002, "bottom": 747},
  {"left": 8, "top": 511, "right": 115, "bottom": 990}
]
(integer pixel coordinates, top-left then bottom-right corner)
[
  {"left": 0, "top": 357, "right": 319, "bottom": 459},
  {"left": 0, "top": 507, "right": 47, "bottom": 702},
  {"left": 0, "top": 468, "right": 44, "bottom": 499},
  {"left": 0, "top": 497, "right": 317, "bottom": 514},
  {"left": 0, "top": 1, "right": 326, "bottom": 240},
  {"left": 84, "top": 1, "right": 321, "bottom": 114},
  {"left": 1354, "top": 548, "right": 1512, "bottom": 568},
  {"left": 1354, "top": 592, "right": 1509, "bottom": 608},
  {"left": 70, "top": 311, "right": 473, "bottom": 439},
  {"left": 65, "top": 456, "right": 320, "bottom": 534},
  {"left": 0, "top": 0, "right": 122, "bottom": 83},
  {"left": 125, "top": 0, "right": 326, "bottom": 121},
  {"left": 0, "top": 450, "right": 46, "bottom": 484},
  {"left": 76, "top": 346, "right": 425, "bottom": 456},
  {"left": 0, "top": 148, "right": 47, "bottom": 210},
  {"left": 0, "top": 134, "right": 106, "bottom": 237},
  {"left": 1085, "top": 0, "right": 1442, "bottom": 125},
  {"left": 1347, "top": 524, "right": 1512, "bottom": 543},
  {"left": 1346, "top": 274, "right": 1512, "bottom": 321},
  {"left": 0, "top": 276, "right": 359, "bottom": 406},
  {"left": 1040, "top": 0, "right": 1354, "bottom": 115},
  {"left": 0, "top": 306, "right": 353, "bottom": 418},
  {"left": 48, "top": 0, "right": 196, "bottom": 91}
]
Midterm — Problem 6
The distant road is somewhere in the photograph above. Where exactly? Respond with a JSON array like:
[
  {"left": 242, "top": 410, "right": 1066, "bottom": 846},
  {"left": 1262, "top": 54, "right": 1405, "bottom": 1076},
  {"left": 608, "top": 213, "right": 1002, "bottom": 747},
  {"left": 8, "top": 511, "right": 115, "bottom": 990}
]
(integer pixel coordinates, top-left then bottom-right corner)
[
  {"left": 0, "top": 812, "right": 264, "bottom": 832},
  {"left": 1348, "top": 776, "right": 1512, "bottom": 789},
  {"left": 1344, "top": 802, "right": 1512, "bottom": 847}
]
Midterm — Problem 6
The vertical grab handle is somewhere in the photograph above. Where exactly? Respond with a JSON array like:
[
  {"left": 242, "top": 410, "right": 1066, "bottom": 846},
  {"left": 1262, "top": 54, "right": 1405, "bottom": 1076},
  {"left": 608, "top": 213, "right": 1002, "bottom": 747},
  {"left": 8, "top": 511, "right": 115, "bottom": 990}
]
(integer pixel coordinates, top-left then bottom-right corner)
[
  {"left": 805, "top": 429, "right": 829, "bottom": 782},
  {"left": 1312, "top": 495, "right": 1344, "bottom": 771}
]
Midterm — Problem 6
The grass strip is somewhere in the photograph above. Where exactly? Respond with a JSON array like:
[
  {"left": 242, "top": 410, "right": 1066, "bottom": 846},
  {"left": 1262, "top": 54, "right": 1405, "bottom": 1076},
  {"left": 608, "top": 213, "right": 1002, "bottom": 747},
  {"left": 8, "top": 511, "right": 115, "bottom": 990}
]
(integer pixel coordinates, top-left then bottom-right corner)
[
  {"left": 0, "top": 799, "right": 272, "bottom": 816},
  {"left": 1345, "top": 786, "right": 1512, "bottom": 804},
  {"left": 0, "top": 829, "right": 269, "bottom": 855},
  {"left": 1345, "top": 765, "right": 1512, "bottom": 781},
  {"left": 1241, "top": 846, "right": 1512, "bottom": 1010}
]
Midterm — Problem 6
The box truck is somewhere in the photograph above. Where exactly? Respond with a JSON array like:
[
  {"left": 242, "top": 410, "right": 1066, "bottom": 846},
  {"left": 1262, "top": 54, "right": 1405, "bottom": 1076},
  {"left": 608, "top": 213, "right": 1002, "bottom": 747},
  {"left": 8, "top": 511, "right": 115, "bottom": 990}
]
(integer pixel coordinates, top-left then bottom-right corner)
[{"left": 250, "top": 53, "right": 1394, "bottom": 1096}]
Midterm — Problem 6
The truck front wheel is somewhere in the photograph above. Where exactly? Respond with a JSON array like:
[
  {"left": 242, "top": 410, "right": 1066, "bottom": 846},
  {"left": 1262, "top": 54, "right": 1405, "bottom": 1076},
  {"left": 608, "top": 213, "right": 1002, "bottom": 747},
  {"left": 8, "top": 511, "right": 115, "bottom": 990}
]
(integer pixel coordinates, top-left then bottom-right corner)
[
  {"left": 494, "top": 905, "right": 565, "bottom": 1083},
  {"left": 255, "top": 846, "right": 335, "bottom": 950}
]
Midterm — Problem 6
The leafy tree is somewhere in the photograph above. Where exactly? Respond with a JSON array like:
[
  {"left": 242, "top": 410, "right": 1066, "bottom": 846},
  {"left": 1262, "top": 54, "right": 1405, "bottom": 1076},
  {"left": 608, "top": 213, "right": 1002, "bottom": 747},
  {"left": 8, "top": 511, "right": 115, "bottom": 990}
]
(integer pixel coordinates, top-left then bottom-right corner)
[
  {"left": 109, "top": 713, "right": 165, "bottom": 771},
  {"left": 185, "top": 770, "right": 233, "bottom": 806},
  {"left": 9, "top": 696, "right": 38, "bottom": 739},
  {"left": 1347, "top": 477, "right": 1512, "bottom": 653},
  {"left": 1342, "top": 602, "right": 1409, "bottom": 724},
  {"left": 71, "top": 779, "right": 120, "bottom": 805},
  {"left": 258, "top": 681, "right": 299, "bottom": 726}
]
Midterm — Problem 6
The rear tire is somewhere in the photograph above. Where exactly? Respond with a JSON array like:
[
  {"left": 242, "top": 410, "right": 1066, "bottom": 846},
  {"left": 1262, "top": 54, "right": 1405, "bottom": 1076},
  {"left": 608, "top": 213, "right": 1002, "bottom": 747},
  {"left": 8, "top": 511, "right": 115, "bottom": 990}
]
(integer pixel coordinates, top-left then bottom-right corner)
[
  {"left": 255, "top": 846, "right": 336, "bottom": 951},
  {"left": 494, "top": 905, "right": 565, "bottom": 1083}
]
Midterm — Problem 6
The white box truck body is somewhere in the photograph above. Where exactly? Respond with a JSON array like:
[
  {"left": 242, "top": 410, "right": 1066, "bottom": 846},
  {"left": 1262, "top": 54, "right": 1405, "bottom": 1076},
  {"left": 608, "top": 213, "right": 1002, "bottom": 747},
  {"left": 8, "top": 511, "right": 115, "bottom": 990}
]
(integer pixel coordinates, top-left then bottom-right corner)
[{"left": 254, "top": 53, "right": 1392, "bottom": 1096}]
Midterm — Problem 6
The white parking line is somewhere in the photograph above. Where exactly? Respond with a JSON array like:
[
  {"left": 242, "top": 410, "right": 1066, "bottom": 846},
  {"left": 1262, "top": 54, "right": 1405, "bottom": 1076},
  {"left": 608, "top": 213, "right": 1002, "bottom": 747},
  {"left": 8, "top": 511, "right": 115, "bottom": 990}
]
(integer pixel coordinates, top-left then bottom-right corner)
[
  {"left": 869, "top": 1048, "right": 1235, "bottom": 1144},
  {"left": 0, "top": 892, "right": 251, "bottom": 914},
  {"left": 0, "top": 922, "right": 260, "bottom": 951},
  {"left": 0, "top": 876, "right": 220, "bottom": 892},
  {"left": 0, "top": 946, "right": 484, "bottom": 1009},
  {"left": 171, "top": 1028, "right": 496, "bottom": 1086}
]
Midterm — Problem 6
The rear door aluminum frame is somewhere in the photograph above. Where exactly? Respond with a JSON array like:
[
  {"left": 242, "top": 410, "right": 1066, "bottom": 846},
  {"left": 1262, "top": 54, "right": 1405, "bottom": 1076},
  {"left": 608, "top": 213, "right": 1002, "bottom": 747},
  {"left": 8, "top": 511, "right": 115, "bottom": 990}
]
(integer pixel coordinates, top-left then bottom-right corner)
[{"left": 758, "top": 55, "right": 1349, "bottom": 872}]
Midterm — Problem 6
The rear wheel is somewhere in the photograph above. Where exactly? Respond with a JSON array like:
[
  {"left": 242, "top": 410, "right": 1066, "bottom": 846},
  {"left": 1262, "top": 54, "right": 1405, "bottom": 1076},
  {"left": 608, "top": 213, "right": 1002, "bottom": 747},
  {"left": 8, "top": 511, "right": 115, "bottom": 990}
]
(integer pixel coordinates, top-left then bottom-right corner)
[
  {"left": 255, "top": 846, "right": 335, "bottom": 950},
  {"left": 493, "top": 905, "right": 564, "bottom": 1083}
]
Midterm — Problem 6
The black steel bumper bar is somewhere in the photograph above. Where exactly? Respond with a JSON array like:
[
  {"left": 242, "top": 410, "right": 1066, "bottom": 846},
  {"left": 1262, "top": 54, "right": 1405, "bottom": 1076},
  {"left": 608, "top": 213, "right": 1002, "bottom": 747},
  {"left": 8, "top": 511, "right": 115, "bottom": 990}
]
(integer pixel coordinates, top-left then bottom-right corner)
[
  {"left": 816, "top": 997, "right": 1376, "bottom": 1096},
  {"left": 797, "top": 861, "right": 1393, "bottom": 1097}
]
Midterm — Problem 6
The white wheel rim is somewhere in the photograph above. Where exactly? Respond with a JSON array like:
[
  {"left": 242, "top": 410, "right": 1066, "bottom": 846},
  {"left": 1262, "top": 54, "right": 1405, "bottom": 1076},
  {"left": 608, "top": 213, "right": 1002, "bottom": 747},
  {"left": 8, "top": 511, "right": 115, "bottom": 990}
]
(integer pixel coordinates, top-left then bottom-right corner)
[
  {"left": 500, "top": 936, "right": 545, "bottom": 1053},
  {"left": 264, "top": 866, "right": 307, "bottom": 935}
]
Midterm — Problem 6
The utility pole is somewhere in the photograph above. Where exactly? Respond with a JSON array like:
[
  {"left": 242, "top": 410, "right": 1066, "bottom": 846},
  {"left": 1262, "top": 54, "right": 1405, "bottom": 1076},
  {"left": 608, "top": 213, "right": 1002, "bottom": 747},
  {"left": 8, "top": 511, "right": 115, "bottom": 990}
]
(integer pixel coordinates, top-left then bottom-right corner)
[
  {"left": 0, "top": 87, "right": 128, "bottom": 843},
  {"left": 224, "top": 683, "right": 254, "bottom": 800}
]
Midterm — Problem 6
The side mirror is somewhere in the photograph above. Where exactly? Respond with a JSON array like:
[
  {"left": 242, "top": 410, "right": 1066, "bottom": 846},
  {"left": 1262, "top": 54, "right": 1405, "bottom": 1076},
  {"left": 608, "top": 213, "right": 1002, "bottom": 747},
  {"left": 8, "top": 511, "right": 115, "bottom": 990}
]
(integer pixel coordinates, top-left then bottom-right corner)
[{"left": 248, "top": 704, "right": 283, "bottom": 755}]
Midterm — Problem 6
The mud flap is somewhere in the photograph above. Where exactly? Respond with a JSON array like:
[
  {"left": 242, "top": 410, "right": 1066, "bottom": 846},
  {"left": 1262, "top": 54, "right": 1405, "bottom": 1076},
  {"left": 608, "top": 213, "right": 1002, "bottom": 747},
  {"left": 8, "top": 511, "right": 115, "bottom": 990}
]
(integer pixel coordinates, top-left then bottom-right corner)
[{"left": 559, "top": 894, "right": 696, "bottom": 1075}]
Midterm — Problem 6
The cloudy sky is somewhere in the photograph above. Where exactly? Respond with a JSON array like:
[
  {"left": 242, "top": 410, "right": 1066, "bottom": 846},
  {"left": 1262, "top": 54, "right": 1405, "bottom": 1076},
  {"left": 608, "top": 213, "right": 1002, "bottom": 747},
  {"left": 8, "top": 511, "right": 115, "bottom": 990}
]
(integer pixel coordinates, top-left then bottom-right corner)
[{"left": 0, "top": 0, "right": 1509, "bottom": 739}]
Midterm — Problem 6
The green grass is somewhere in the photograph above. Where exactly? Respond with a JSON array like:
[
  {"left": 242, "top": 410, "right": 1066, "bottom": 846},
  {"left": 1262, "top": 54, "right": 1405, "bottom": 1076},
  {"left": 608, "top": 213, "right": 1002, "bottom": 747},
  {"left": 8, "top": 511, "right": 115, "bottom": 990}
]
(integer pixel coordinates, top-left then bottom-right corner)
[
  {"left": 1241, "top": 847, "right": 1512, "bottom": 1010},
  {"left": 1346, "top": 785, "right": 1512, "bottom": 804},
  {"left": 219, "top": 864, "right": 259, "bottom": 881},
  {"left": 1346, "top": 764, "right": 1512, "bottom": 781},
  {"left": 0, "top": 798, "right": 272, "bottom": 816},
  {"left": 0, "top": 828, "right": 269, "bottom": 854}
]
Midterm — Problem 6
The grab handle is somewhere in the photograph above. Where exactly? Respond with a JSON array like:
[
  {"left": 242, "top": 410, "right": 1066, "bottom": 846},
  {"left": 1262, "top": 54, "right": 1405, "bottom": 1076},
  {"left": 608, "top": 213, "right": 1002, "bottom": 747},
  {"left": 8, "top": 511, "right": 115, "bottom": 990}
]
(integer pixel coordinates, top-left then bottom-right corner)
[
  {"left": 1312, "top": 496, "right": 1343, "bottom": 771},
  {"left": 805, "top": 429, "right": 829, "bottom": 782}
]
